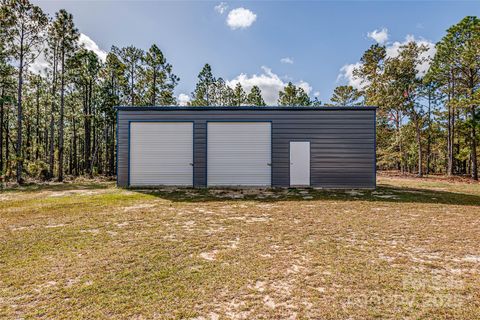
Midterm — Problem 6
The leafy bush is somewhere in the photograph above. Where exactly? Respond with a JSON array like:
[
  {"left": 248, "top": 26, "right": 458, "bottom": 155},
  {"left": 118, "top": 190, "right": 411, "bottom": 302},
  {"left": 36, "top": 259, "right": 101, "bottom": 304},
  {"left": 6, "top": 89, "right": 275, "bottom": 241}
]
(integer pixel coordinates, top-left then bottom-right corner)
[{"left": 27, "top": 160, "right": 49, "bottom": 181}]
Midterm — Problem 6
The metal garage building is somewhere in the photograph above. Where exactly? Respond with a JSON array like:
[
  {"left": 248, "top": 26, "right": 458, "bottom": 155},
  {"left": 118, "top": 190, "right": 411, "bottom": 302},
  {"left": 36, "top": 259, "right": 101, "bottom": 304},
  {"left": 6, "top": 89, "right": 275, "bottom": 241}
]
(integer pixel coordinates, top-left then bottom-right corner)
[{"left": 116, "top": 106, "right": 376, "bottom": 188}]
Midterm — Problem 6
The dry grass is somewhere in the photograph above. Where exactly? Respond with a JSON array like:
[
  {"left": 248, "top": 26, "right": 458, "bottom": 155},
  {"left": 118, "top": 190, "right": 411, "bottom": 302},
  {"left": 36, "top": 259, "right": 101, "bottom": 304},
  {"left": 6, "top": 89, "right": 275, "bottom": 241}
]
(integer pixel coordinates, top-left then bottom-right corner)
[{"left": 1, "top": 176, "right": 479, "bottom": 319}]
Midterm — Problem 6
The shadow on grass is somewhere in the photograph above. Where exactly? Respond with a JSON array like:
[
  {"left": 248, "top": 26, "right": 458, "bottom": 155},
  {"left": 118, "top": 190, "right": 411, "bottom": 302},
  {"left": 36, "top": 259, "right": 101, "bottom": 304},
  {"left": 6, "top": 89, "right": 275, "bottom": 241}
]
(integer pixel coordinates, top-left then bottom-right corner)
[
  {"left": 1, "top": 181, "right": 112, "bottom": 193},
  {"left": 133, "top": 184, "right": 480, "bottom": 207},
  {"left": 4, "top": 180, "right": 479, "bottom": 207}
]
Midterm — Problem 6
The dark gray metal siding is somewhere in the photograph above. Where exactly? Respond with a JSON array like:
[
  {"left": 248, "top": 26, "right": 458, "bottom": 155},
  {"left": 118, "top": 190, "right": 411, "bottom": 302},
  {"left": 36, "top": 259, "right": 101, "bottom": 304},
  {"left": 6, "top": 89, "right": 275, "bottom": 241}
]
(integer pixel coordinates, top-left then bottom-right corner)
[{"left": 117, "top": 108, "right": 376, "bottom": 188}]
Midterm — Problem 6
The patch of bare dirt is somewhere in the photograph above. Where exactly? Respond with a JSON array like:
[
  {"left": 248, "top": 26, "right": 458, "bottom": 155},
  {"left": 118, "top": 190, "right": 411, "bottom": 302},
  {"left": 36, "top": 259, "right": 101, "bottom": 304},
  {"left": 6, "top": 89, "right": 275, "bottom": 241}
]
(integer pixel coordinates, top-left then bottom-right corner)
[{"left": 379, "top": 170, "right": 480, "bottom": 184}]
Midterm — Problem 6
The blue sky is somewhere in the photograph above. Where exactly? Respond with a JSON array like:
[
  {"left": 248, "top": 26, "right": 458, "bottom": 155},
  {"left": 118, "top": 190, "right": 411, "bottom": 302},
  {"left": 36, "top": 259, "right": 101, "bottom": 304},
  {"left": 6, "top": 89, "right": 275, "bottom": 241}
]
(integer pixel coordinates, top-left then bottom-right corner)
[{"left": 34, "top": 1, "right": 480, "bottom": 105}]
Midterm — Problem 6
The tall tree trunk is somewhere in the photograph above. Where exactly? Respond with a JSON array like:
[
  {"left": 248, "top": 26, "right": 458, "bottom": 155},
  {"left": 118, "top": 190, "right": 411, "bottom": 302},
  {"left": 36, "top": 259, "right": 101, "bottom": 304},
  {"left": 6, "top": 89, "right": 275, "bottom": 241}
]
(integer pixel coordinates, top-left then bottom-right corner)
[
  {"left": 90, "top": 142, "right": 99, "bottom": 176},
  {"left": 49, "top": 111, "right": 54, "bottom": 177},
  {"left": 415, "top": 114, "right": 423, "bottom": 177},
  {"left": 452, "top": 77, "right": 457, "bottom": 174},
  {"left": 69, "top": 134, "right": 73, "bottom": 175},
  {"left": 16, "top": 44, "right": 24, "bottom": 184},
  {"left": 447, "top": 93, "right": 454, "bottom": 176},
  {"left": 109, "top": 121, "right": 115, "bottom": 176},
  {"left": 80, "top": 136, "right": 84, "bottom": 175},
  {"left": 104, "top": 118, "right": 108, "bottom": 174},
  {"left": 26, "top": 119, "right": 31, "bottom": 161},
  {"left": 0, "top": 87, "right": 4, "bottom": 174},
  {"left": 395, "top": 109, "right": 404, "bottom": 173},
  {"left": 57, "top": 49, "right": 65, "bottom": 181},
  {"left": 91, "top": 82, "right": 96, "bottom": 178},
  {"left": 426, "top": 89, "right": 432, "bottom": 175},
  {"left": 5, "top": 108, "right": 9, "bottom": 172},
  {"left": 72, "top": 114, "right": 77, "bottom": 176},
  {"left": 84, "top": 84, "right": 91, "bottom": 175},
  {"left": 152, "top": 69, "right": 156, "bottom": 106},
  {"left": 49, "top": 48, "right": 57, "bottom": 179},
  {"left": 35, "top": 81, "right": 40, "bottom": 160},
  {"left": 44, "top": 125, "right": 48, "bottom": 164},
  {"left": 131, "top": 65, "right": 134, "bottom": 106},
  {"left": 85, "top": 80, "right": 95, "bottom": 178},
  {"left": 110, "top": 80, "right": 117, "bottom": 176},
  {"left": 471, "top": 105, "right": 478, "bottom": 180}
]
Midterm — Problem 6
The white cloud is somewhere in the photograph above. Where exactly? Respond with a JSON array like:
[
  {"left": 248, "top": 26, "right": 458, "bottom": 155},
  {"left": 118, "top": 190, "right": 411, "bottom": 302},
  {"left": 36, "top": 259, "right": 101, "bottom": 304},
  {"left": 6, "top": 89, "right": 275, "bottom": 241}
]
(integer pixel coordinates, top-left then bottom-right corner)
[
  {"left": 280, "top": 57, "right": 294, "bottom": 64},
  {"left": 337, "top": 34, "right": 436, "bottom": 89},
  {"left": 214, "top": 2, "right": 228, "bottom": 14},
  {"left": 296, "top": 80, "right": 312, "bottom": 95},
  {"left": 385, "top": 35, "right": 436, "bottom": 75},
  {"left": 29, "top": 33, "right": 107, "bottom": 75},
  {"left": 314, "top": 91, "right": 320, "bottom": 97},
  {"left": 226, "top": 66, "right": 312, "bottom": 105},
  {"left": 178, "top": 93, "right": 191, "bottom": 106},
  {"left": 226, "top": 8, "right": 257, "bottom": 30},
  {"left": 337, "top": 62, "right": 364, "bottom": 90},
  {"left": 79, "top": 33, "right": 107, "bottom": 62},
  {"left": 367, "top": 28, "right": 389, "bottom": 44},
  {"left": 29, "top": 50, "right": 49, "bottom": 75}
]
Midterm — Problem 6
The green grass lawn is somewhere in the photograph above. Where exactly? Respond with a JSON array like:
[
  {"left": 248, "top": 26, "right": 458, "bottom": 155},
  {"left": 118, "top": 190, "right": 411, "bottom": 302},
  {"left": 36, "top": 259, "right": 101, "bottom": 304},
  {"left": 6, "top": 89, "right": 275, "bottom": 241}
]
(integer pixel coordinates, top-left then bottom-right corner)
[{"left": 1, "top": 176, "right": 479, "bottom": 319}]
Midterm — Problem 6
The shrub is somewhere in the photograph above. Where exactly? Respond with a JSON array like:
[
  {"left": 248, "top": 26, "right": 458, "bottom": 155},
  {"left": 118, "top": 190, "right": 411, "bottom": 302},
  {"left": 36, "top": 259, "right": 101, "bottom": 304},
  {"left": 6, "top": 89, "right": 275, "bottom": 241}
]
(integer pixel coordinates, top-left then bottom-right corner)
[{"left": 27, "top": 160, "right": 49, "bottom": 181}]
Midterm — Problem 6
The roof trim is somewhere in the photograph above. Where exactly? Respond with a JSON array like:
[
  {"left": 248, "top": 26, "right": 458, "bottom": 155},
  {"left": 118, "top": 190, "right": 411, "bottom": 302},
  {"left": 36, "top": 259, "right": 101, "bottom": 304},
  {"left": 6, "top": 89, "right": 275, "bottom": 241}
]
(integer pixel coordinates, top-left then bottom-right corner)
[{"left": 115, "top": 106, "right": 377, "bottom": 111}]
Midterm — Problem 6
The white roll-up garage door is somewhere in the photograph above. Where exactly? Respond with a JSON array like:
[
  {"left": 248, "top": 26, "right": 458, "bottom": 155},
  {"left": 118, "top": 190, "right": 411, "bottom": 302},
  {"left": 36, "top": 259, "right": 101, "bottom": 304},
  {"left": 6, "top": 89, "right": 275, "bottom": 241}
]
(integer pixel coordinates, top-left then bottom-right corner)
[
  {"left": 207, "top": 122, "right": 271, "bottom": 186},
  {"left": 129, "top": 122, "right": 193, "bottom": 186}
]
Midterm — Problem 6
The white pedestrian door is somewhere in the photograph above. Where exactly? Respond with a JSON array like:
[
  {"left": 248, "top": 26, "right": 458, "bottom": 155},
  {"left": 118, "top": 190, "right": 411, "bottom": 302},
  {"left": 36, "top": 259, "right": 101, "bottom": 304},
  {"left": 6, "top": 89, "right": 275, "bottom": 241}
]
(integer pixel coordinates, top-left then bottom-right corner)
[
  {"left": 129, "top": 122, "right": 193, "bottom": 186},
  {"left": 290, "top": 141, "right": 310, "bottom": 186}
]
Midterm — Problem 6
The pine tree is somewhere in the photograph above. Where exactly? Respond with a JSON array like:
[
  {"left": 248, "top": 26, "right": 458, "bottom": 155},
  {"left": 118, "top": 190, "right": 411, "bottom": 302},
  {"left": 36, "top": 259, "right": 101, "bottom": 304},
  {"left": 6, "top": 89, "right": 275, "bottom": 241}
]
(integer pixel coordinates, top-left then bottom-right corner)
[
  {"left": 425, "top": 33, "right": 457, "bottom": 176},
  {"left": 99, "top": 52, "right": 126, "bottom": 175},
  {"left": 330, "top": 85, "right": 362, "bottom": 106},
  {"left": 45, "top": 18, "right": 59, "bottom": 178},
  {"left": 2, "top": 0, "right": 48, "bottom": 183},
  {"left": 142, "top": 44, "right": 179, "bottom": 106},
  {"left": 278, "top": 82, "right": 311, "bottom": 106},
  {"left": 112, "top": 45, "right": 144, "bottom": 106},
  {"left": 0, "top": 37, "right": 15, "bottom": 176},
  {"left": 27, "top": 73, "right": 44, "bottom": 161},
  {"left": 222, "top": 85, "right": 235, "bottom": 106},
  {"left": 232, "top": 83, "right": 246, "bottom": 106},
  {"left": 385, "top": 41, "right": 429, "bottom": 177},
  {"left": 190, "top": 63, "right": 215, "bottom": 106},
  {"left": 354, "top": 44, "right": 386, "bottom": 106},
  {"left": 212, "top": 77, "right": 227, "bottom": 106},
  {"left": 246, "top": 85, "right": 265, "bottom": 106},
  {"left": 51, "top": 9, "right": 79, "bottom": 181},
  {"left": 354, "top": 44, "right": 408, "bottom": 172},
  {"left": 427, "top": 16, "right": 480, "bottom": 180},
  {"left": 68, "top": 48, "right": 100, "bottom": 176},
  {"left": 311, "top": 97, "right": 322, "bottom": 106}
]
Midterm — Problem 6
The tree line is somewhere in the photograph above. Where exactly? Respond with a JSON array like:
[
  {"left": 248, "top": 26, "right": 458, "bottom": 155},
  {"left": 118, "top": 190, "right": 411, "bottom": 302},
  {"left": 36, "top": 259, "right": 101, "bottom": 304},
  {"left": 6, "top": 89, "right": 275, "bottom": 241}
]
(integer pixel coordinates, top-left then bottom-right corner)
[
  {"left": 342, "top": 16, "right": 479, "bottom": 180},
  {"left": 188, "top": 63, "right": 320, "bottom": 107},
  {"left": 0, "top": 0, "right": 181, "bottom": 183},
  {"left": 0, "top": 0, "right": 478, "bottom": 183},
  {"left": 0, "top": 0, "right": 319, "bottom": 184}
]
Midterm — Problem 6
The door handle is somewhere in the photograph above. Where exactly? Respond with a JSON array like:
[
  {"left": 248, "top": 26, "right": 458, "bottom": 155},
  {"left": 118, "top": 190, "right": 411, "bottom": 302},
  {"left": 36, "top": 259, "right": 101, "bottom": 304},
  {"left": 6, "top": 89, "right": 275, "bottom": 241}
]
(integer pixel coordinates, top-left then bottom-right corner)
[
  {"left": 267, "top": 163, "right": 272, "bottom": 166},
  {"left": 189, "top": 163, "right": 194, "bottom": 166}
]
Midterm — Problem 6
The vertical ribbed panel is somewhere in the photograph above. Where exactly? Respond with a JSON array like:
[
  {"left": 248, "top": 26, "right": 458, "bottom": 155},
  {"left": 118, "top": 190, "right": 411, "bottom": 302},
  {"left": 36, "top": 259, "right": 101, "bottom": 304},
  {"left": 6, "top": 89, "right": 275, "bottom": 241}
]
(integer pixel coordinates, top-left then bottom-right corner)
[
  {"left": 130, "top": 122, "right": 193, "bottom": 186},
  {"left": 207, "top": 122, "right": 271, "bottom": 186}
]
